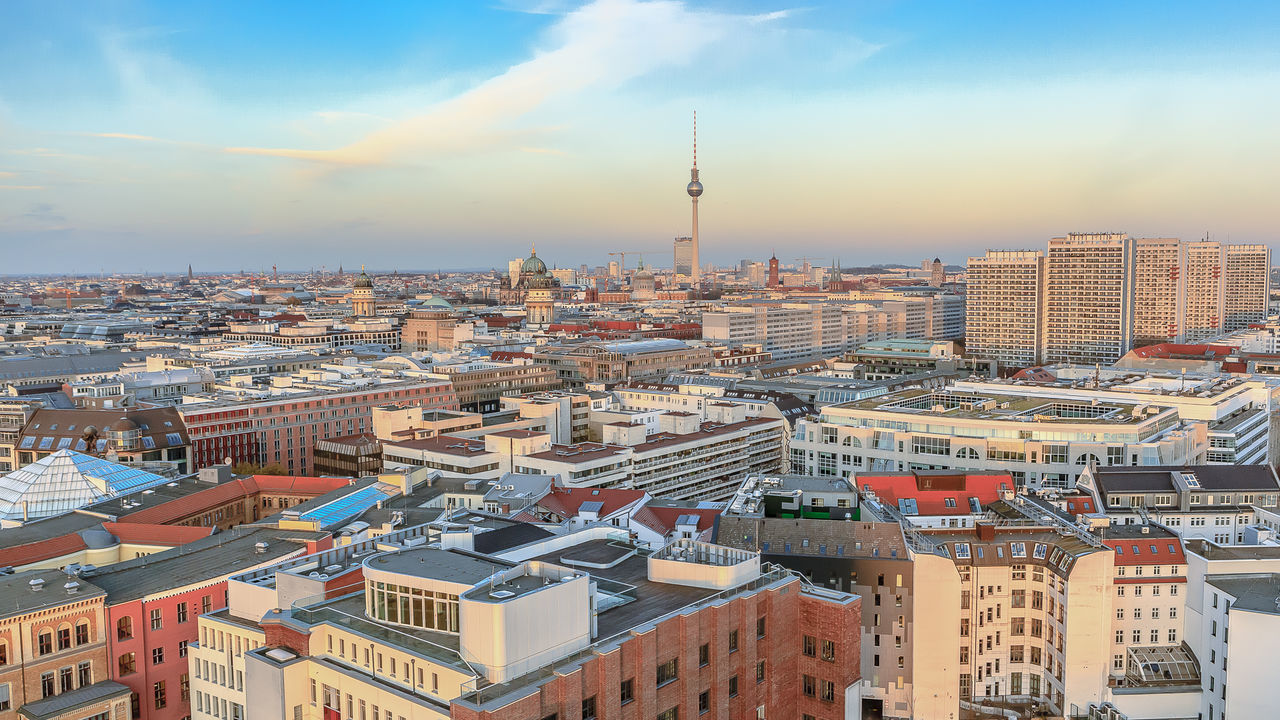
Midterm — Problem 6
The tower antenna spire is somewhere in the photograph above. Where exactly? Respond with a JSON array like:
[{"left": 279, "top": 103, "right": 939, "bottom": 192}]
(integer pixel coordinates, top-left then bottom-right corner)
[{"left": 693, "top": 110, "right": 697, "bottom": 168}]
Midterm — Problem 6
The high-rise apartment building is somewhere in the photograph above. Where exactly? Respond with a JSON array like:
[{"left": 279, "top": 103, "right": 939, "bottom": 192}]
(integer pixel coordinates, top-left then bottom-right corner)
[
  {"left": 1224, "top": 244, "right": 1270, "bottom": 331},
  {"left": 1182, "top": 241, "right": 1227, "bottom": 341},
  {"left": 1043, "top": 233, "right": 1135, "bottom": 366},
  {"left": 1133, "top": 238, "right": 1185, "bottom": 346},
  {"left": 965, "top": 250, "right": 1045, "bottom": 367},
  {"left": 968, "top": 234, "right": 1269, "bottom": 367}
]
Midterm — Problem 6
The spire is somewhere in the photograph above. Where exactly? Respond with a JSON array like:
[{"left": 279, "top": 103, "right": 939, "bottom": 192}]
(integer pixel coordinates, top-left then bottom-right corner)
[
  {"left": 692, "top": 110, "right": 697, "bottom": 168},
  {"left": 531, "top": 243, "right": 536, "bottom": 256}
]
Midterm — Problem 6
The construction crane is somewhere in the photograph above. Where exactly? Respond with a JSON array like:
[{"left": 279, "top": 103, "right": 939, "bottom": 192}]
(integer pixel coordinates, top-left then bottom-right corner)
[
  {"left": 793, "top": 257, "right": 827, "bottom": 273},
  {"left": 607, "top": 251, "right": 650, "bottom": 273}
]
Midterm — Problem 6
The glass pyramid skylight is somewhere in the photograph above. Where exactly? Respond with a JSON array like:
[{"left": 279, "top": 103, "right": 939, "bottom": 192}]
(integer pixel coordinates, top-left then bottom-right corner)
[{"left": 0, "top": 449, "right": 172, "bottom": 521}]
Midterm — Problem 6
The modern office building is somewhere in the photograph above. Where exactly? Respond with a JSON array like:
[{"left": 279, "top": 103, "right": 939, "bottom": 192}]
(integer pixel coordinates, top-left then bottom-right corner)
[
  {"left": 673, "top": 236, "right": 694, "bottom": 276},
  {"left": 791, "top": 386, "right": 1208, "bottom": 491},
  {"left": 703, "top": 296, "right": 965, "bottom": 362},
  {"left": 531, "top": 339, "right": 714, "bottom": 388}
]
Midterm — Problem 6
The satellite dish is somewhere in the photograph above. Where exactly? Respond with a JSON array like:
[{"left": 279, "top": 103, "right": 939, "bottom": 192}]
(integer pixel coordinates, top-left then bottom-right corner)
[{"left": 224, "top": 457, "right": 232, "bottom": 464}]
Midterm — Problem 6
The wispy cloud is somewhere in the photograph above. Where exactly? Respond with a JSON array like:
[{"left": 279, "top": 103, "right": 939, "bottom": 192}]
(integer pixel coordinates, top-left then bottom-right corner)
[
  {"left": 225, "top": 0, "right": 788, "bottom": 168},
  {"left": 89, "top": 132, "right": 166, "bottom": 142},
  {"left": 0, "top": 185, "right": 44, "bottom": 190},
  {"left": 0, "top": 171, "right": 15, "bottom": 178}
]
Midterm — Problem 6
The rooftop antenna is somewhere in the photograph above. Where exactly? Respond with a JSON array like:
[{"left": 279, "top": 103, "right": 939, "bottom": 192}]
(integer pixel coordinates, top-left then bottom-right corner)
[{"left": 692, "top": 110, "right": 697, "bottom": 169}]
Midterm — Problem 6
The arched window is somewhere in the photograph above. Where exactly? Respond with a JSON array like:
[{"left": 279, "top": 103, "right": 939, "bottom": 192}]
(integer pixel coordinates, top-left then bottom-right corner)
[
  {"left": 38, "top": 629, "right": 53, "bottom": 655},
  {"left": 956, "top": 447, "right": 980, "bottom": 459},
  {"left": 57, "top": 623, "right": 73, "bottom": 651},
  {"left": 1074, "top": 453, "right": 1101, "bottom": 466},
  {"left": 842, "top": 436, "right": 862, "bottom": 448},
  {"left": 75, "top": 620, "right": 90, "bottom": 645}
]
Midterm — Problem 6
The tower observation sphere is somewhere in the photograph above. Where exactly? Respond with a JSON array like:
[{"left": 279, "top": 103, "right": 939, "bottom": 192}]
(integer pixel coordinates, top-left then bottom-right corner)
[{"left": 687, "top": 179, "right": 703, "bottom": 197}]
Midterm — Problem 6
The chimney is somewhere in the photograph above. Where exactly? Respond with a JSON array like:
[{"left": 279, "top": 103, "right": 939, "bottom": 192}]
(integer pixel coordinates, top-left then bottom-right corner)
[{"left": 976, "top": 523, "right": 996, "bottom": 542}]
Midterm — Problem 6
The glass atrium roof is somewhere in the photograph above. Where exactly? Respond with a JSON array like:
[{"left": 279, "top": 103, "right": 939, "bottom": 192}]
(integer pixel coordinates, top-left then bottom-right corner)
[{"left": 0, "top": 449, "right": 172, "bottom": 521}]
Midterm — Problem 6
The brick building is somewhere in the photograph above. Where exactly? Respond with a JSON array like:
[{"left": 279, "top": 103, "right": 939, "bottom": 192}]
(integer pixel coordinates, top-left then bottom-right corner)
[
  {"left": 179, "top": 380, "right": 458, "bottom": 474},
  {"left": 204, "top": 524, "right": 860, "bottom": 720},
  {"left": 0, "top": 569, "right": 130, "bottom": 720}
]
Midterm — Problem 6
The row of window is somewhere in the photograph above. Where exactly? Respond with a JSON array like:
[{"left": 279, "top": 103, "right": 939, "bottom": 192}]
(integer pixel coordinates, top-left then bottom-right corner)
[
  {"left": 31, "top": 620, "right": 92, "bottom": 656},
  {"left": 118, "top": 597, "right": 213, "bottom": 639}
]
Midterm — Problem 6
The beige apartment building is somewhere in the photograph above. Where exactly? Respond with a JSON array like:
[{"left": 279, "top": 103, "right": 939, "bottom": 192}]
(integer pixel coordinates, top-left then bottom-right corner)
[{"left": 965, "top": 250, "right": 1046, "bottom": 367}]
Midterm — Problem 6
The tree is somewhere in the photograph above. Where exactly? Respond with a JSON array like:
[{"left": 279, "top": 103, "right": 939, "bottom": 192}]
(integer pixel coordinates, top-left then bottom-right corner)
[{"left": 231, "top": 462, "right": 289, "bottom": 476}]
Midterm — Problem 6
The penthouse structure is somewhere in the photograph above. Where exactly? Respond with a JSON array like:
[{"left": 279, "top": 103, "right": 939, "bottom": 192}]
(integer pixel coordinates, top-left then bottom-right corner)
[
  {"left": 14, "top": 406, "right": 190, "bottom": 472},
  {"left": 199, "top": 524, "right": 861, "bottom": 720}
]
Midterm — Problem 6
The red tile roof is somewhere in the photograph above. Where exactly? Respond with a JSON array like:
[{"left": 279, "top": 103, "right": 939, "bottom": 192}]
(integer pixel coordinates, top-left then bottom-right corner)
[
  {"left": 1062, "top": 496, "right": 1097, "bottom": 515},
  {"left": 119, "top": 476, "right": 352, "bottom": 525},
  {"left": 631, "top": 504, "right": 720, "bottom": 535},
  {"left": 0, "top": 533, "right": 88, "bottom": 568},
  {"left": 855, "top": 472, "right": 1013, "bottom": 515},
  {"left": 1103, "top": 537, "right": 1186, "bottom": 567},
  {"left": 102, "top": 522, "right": 214, "bottom": 546},
  {"left": 537, "top": 486, "right": 647, "bottom": 519}
]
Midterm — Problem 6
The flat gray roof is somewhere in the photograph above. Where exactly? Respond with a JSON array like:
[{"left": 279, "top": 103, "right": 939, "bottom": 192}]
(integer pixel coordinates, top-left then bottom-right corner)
[
  {"left": 1206, "top": 573, "right": 1280, "bottom": 615},
  {"left": 364, "top": 547, "right": 502, "bottom": 585}
]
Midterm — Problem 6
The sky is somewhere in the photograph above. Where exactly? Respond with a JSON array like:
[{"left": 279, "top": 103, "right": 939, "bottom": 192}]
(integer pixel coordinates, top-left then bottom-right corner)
[{"left": 1, "top": 0, "right": 1279, "bottom": 273}]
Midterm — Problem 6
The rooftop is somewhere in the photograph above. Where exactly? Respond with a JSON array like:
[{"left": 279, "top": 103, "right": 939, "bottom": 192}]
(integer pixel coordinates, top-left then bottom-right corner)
[
  {"left": 830, "top": 387, "right": 1168, "bottom": 425},
  {"left": 362, "top": 546, "right": 505, "bottom": 586},
  {"left": 84, "top": 525, "right": 325, "bottom": 603},
  {"left": 1205, "top": 572, "right": 1280, "bottom": 615},
  {"left": 0, "top": 568, "right": 106, "bottom": 620}
]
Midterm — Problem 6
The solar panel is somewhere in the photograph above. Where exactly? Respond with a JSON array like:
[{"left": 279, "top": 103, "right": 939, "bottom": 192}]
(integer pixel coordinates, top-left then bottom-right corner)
[{"left": 297, "top": 485, "right": 391, "bottom": 529}]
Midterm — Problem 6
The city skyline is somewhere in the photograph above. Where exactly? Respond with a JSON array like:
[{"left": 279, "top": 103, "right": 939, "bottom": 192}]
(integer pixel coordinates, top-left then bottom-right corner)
[{"left": 2, "top": 0, "right": 1280, "bottom": 272}]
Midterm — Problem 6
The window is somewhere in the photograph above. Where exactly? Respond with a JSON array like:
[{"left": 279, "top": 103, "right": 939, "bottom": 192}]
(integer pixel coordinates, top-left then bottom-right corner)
[
  {"left": 38, "top": 631, "right": 52, "bottom": 655},
  {"left": 802, "top": 675, "right": 816, "bottom": 697},
  {"left": 119, "top": 653, "right": 136, "bottom": 675},
  {"left": 75, "top": 622, "right": 89, "bottom": 645},
  {"left": 150, "top": 608, "right": 163, "bottom": 631},
  {"left": 757, "top": 616, "right": 766, "bottom": 638},
  {"left": 154, "top": 680, "right": 167, "bottom": 709},
  {"left": 78, "top": 661, "right": 91, "bottom": 686},
  {"left": 177, "top": 603, "right": 189, "bottom": 623},
  {"left": 60, "top": 666, "right": 72, "bottom": 692},
  {"left": 178, "top": 640, "right": 188, "bottom": 658},
  {"left": 0, "top": 684, "right": 9, "bottom": 711},
  {"left": 41, "top": 672, "right": 54, "bottom": 698},
  {"left": 729, "top": 630, "right": 739, "bottom": 653},
  {"left": 657, "top": 658, "right": 678, "bottom": 686},
  {"left": 803, "top": 635, "right": 816, "bottom": 657},
  {"left": 620, "top": 678, "right": 634, "bottom": 705},
  {"left": 117, "top": 617, "right": 133, "bottom": 640},
  {"left": 152, "top": 647, "right": 164, "bottom": 665},
  {"left": 955, "top": 543, "right": 971, "bottom": 559},
  {"left": 822, "top": 639, "right": 836, "bottom": 662},
  {"left": 756, "top": 661, "right": 766, "bottom": 683},
  {"left": 699, "top": 643, "right": 710, "bottom": 667},
  {"left": 57, "top": 626, "right": 72, "bottom": 651},
  {"left": 582, "top": 696, "right": 597, "bottom": 720},
  {"left": 202, "top": 595, "right": 212, "bottom": 614},
  {"left": 657, "top": 709, "right": 679, "bottom": 720},
  {"left": 699, "top": 690, "right": 710, "bottom": 714},
  {"left": 729, "top": 675, "right": 739, "bottom": 697},
  {"left": 821, "top": 679, "right": 836, "bottom": 702}
]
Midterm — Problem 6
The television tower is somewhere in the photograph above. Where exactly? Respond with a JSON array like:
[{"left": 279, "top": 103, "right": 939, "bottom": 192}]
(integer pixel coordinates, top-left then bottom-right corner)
[{"left": 686, "top": 111, "right": 703, "bottom": 283}]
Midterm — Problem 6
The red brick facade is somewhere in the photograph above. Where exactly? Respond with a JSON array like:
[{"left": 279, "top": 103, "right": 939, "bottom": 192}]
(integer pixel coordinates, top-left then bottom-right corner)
[{"left": 451, "top": 579, "right": 860, "bottom": 720}]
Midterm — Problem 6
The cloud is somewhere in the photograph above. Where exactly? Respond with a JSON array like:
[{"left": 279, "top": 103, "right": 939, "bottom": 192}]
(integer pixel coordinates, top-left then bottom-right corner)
[
  {"left": 225, "top": 0, "right": 785, "bottom": 168},
  {"left": 0, "top": 185, "right": 44, "bottom": 190},
  {"left": 0, "top": 171, "right": 15, "bottom": 178},
  {"left": 89, "top": 132, "right": 166, "bottom": 142}
]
